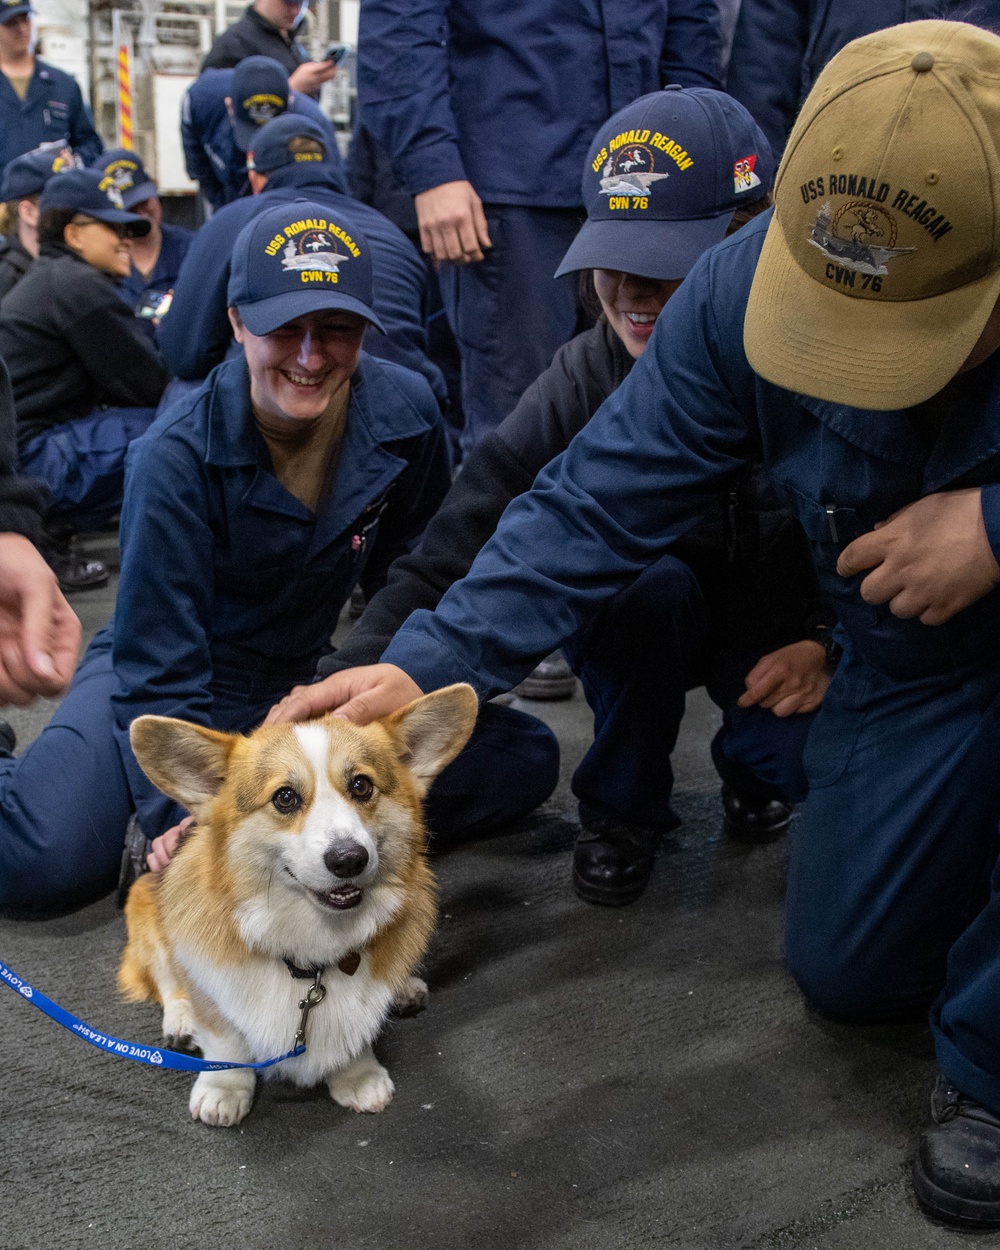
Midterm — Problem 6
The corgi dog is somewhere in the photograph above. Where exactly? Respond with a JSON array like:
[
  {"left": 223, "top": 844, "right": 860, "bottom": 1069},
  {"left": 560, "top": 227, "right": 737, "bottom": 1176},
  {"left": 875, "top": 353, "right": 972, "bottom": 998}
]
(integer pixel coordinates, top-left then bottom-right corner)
[{"left": 118, "top": 684, "right": 478, "bottom": 1128}]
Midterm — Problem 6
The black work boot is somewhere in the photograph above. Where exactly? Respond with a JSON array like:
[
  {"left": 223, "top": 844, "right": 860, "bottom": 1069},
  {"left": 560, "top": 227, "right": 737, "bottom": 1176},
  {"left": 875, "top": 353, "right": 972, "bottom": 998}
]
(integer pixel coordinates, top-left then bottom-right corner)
[
  {"left": 721, "top": 784, "right": 793, "bottom": 842},
  {"left": 572, "top": 819, "right": 662, "bottom": 906},
  {"left": 913, "top": 1075, "right": 1000, "bottom": 1230},
  {"left": 41, "top": 525, "right": 108, "bottom": 593},
  {"left": 514, "top": 653, "right": 577, "bottom": 701},
  {"left": 117, "top": 814, "right": 151, "bottom": 909}
]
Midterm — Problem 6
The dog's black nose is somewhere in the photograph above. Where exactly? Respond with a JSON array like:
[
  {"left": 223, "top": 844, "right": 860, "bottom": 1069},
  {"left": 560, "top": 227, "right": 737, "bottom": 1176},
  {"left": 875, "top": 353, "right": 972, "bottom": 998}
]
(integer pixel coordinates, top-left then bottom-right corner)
[{"left": 324, "top": 841, "right": 369, "bottom": 879}]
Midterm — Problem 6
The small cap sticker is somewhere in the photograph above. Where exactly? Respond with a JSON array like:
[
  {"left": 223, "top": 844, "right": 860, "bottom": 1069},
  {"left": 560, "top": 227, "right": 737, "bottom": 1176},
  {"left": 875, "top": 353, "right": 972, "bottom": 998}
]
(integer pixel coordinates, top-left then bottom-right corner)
[{"left": 734, "top": 155, "right": 761, "bottom": 194}]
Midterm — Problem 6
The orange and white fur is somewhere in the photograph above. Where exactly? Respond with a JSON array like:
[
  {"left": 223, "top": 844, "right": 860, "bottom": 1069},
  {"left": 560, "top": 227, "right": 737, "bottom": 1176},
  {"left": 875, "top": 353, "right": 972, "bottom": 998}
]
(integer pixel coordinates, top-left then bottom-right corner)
[{"left": 119, "top": 684, "right": 478, "bottom": 1128}]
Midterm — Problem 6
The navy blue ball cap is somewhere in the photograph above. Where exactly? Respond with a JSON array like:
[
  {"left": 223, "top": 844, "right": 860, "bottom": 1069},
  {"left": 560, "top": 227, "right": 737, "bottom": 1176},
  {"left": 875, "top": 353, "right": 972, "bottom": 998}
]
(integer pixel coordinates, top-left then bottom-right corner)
[
  {"left": 556, "top": 87, "right": 774, "bottom": 281},
  {"left": 92, "top": 148, "right": 157, "bottom": 208},
  {"left": 39, "top": 167, "right": 151, "bottom": 236},
  {"left": 227, "top": 199, "right": 385, "bottom": 335},
  {"left": 247, "top": 114, "right": 329, "bottom": 174},
  {"left": 0, "top": 0, "right": 33, "bottom": 24},
  {"left": 1, "top": 144, "right": 74, "bottom": 200},
  {"left": 231, "top": 56, "right": 290, "bottom": 151}
]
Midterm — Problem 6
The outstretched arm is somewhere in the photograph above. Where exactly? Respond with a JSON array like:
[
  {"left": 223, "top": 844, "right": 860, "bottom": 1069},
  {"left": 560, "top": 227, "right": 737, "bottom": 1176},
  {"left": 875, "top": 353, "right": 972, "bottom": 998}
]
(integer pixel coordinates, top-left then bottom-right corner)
[{"left": 274, "top": 245, "right": 757, "bottom": 722}]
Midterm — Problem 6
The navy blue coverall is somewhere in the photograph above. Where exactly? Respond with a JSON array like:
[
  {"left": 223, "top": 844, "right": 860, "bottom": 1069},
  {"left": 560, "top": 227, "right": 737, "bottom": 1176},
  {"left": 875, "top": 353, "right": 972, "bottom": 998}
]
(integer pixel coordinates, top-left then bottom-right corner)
[
  {"left": 159, "top": 161, "right": 444, "bottom": 405},
  {"left": 117, "top": 222, "right": 194, "bottom": 315},
  {"left": 358, "top": 0, "right": 723, "bottom": 452},
  {"left": 376, "top": 210, "right": 1000, "bottom": 1118},
  {"left": 181, "top": 68, "right": 343, "bottom": 211},
  {"left": 726, "top": 0, "right": 1000, "bottom": 161},
  {"left": 0, "top": 354, "right": 556, "bottom": 912},
  {"left": 0, "top": 60, "right": 102, "bottom": 171}
]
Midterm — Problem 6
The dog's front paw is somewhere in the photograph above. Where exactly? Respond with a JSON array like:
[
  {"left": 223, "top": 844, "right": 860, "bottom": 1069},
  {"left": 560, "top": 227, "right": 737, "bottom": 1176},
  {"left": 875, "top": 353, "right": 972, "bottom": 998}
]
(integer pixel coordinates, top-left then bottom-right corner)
[
  {"left": 162, "top": 996, "right": 198, "bottom": 1051},
  {"left": 328, "top": 1054, "right": 395, "bottom": 1113},
  {"left": 391, "top": 975, "right": 428, "bottom": 1018},
  {"left": 189, "top": 1073, "right": 255, "bottom": 1127}
]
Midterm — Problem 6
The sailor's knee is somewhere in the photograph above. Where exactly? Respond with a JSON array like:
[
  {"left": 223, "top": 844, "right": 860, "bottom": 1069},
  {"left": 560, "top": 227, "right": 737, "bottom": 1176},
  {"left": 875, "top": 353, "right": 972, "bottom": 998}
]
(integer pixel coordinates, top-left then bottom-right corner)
[{"left": 785, "top": 936, "right": 929, "bottom": 1024}]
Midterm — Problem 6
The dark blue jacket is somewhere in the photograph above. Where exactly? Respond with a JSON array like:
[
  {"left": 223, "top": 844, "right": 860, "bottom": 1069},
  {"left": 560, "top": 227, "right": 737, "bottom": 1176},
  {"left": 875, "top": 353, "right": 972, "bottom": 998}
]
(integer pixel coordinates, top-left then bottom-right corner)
[
  {"left": 160, "top": 158, "right": 442, "bottom": 397},
  {"left": 117, "top": 222, "right": 194, "bottom": 313},
  {"left": 727, "top": 1, "right": 1000, "bottom": 160},
  {"left": 380, "top": 210, "right": 1000, "bottom": 697},
  {"left": 357, "top": 0, "right": 723, "bottom": 206},
  {"left": 105, "top": 352, "right": 451, "bottom": 830},
  {"left": 0, "top": 60, "right": 103, "bottom": 171},
  {"left": 181, "top": 68, "right": 344, "bottom": 210},
  {"left": 159, "top": 161, "right": 444, "bottom": 402}
]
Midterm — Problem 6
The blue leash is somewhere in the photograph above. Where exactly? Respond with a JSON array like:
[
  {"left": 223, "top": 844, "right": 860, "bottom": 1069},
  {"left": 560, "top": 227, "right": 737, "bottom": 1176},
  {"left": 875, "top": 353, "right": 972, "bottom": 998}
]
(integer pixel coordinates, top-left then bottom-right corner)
[{"left": 0, "top": 957, "right": 306, "bottom": 1072}]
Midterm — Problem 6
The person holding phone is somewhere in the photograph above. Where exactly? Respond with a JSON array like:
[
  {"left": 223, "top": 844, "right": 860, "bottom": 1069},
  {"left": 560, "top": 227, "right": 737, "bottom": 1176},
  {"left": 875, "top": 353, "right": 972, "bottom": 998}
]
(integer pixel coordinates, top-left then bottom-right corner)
[{"left": 202, "top": 0, "right": 339, "bottom": 99}]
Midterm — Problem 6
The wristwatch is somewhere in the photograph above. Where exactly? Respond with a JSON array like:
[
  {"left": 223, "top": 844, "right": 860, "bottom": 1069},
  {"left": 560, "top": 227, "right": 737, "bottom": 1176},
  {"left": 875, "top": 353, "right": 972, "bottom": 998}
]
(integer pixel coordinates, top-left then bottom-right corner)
[{"left": 814, "top": 625, "right": 844, "bottom": 672}]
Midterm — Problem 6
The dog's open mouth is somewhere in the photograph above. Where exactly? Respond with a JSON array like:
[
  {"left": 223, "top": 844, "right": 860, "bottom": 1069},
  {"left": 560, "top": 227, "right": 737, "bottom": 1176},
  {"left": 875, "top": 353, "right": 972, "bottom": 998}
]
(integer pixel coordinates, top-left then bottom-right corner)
[
  {"left": 312, "top": 884, "right": 363, "bottom": 911},
  {"left": 284, "top": 868, "right": 364, "bottom": 911}
]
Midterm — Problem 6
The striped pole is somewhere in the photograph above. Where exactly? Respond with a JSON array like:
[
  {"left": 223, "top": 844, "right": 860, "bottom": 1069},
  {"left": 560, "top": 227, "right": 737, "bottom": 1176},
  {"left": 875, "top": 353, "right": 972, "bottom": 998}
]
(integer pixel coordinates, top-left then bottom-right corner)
[{"left": 112, "top": 10, "right": 134, "bottom": 150}]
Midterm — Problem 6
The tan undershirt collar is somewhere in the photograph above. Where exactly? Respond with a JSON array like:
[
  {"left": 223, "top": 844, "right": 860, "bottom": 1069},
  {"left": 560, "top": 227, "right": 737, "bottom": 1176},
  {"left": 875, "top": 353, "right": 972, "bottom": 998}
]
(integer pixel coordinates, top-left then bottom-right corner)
[
  {"left": 255, "top": 382, "right": 350, "bottom": 513},
  {"left": 6, "top": 74, "right": 31, "bottom": 101}
]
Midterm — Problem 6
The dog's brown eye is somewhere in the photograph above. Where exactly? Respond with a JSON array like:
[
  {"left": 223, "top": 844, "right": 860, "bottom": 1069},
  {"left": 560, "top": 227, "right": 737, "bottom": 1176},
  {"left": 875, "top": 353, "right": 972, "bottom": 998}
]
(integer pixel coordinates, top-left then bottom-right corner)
[
  {"left": 272, "top": 786, "right": 302, "bottom": 814},
  {"left": 349, "top": 774, "right": 374, "bottom": 801}
]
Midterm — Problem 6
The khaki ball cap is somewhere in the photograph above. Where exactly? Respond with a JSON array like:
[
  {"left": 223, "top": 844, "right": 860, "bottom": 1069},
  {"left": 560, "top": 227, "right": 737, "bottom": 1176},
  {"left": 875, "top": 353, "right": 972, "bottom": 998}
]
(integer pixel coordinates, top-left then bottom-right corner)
[{"left": 744, "top": 20, "right": 1000, "bottom": 410}]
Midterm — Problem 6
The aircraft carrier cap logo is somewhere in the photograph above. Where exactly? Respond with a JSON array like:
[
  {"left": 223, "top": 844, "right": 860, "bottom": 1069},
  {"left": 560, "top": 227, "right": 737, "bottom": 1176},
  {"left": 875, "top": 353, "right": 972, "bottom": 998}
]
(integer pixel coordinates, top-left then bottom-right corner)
[{"left": 280, "top": 228, "right": 349, "bottom": 276}]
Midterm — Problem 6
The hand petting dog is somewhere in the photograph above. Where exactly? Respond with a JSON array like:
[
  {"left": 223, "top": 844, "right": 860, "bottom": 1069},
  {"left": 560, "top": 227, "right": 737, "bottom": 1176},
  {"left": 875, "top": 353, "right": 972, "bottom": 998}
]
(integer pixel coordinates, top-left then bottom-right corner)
[{"left": 267, "top": 663, "right": 424, "bottom": 727}]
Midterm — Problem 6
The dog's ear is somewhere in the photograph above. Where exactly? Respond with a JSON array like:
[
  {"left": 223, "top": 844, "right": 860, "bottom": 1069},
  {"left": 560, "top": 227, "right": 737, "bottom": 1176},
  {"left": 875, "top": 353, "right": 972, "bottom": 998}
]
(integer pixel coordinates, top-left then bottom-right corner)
[
  {"left": 129, "top": 716, "right": 237, "bottom": 812},
  {"left": 384, "top": 683, "right": 479, "bottom": 793}
]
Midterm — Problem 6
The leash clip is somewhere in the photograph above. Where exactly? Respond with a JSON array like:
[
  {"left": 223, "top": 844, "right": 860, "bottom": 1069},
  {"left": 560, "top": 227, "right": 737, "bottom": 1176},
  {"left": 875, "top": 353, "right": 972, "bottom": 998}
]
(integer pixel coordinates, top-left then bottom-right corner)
[{"left": 294, "top": 970, "right": 327, "bottom": 1049}]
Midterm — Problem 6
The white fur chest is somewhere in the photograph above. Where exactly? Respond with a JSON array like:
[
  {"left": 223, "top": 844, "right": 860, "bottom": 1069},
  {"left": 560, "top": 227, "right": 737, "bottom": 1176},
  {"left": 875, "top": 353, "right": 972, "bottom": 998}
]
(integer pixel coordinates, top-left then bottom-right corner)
[{"left": 177, "top": 945, "right": 394, "bottom": 1087}]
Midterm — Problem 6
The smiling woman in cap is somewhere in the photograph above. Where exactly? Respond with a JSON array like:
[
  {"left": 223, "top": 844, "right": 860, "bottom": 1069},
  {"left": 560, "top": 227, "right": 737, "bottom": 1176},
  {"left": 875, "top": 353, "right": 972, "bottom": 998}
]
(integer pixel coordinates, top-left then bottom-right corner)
[
  {"left": 0, "top": 166, "right": 167, "bottom": 589},
  {"left": 0, "top": 197, "right": 557, "bottom": 924},
  {"left": 269, "top": 86, "right": 838, "bottom": 908}
]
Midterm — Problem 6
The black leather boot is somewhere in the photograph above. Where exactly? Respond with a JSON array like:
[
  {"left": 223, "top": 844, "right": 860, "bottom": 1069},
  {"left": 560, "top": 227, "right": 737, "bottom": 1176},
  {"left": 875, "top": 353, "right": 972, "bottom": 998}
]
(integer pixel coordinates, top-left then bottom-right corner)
[
  {"left": 41, "top": 525, "right": 108, "bottom": 592},
  {"left": 913, "top": 1075, "right": 1000, "bottom": 1229},
  {"left": 514, "top": 653, "right": 577, "bottom": 701},
  {"left": 721, "top": 784, "right": 793, "bottom": 841},
  {"left": 572, "top": 819, "right": 662, "bottom": 906}
]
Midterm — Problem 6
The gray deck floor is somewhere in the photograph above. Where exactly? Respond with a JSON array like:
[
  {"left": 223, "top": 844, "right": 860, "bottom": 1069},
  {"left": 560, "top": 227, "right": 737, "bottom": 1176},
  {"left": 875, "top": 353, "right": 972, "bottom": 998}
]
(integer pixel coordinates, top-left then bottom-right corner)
[{"left": 0, "top": 537, "right": 990, "bottom": 1249}]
